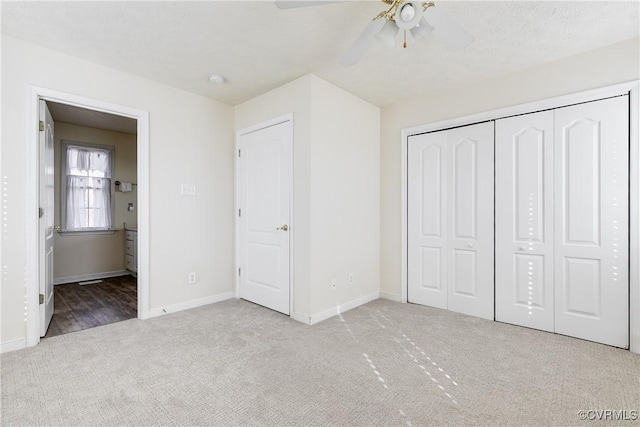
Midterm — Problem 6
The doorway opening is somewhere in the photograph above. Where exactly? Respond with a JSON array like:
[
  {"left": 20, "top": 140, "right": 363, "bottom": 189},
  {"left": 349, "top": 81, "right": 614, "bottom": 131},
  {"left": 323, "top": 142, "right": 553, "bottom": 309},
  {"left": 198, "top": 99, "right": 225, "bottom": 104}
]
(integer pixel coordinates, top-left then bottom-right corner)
[
  {"left": 28, "top": 86, "right": 150, "bottom": 347},
  {"left": 42, "top": 101, "right": 139, "bottom": 338}
]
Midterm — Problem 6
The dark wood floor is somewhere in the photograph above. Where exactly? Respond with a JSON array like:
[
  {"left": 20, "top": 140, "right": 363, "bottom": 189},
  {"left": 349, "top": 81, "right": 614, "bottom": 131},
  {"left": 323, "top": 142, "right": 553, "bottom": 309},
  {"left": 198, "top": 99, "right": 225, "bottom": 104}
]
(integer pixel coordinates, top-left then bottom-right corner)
[{"left": 44, "top": 275, "right": 137, "bottom": 338}]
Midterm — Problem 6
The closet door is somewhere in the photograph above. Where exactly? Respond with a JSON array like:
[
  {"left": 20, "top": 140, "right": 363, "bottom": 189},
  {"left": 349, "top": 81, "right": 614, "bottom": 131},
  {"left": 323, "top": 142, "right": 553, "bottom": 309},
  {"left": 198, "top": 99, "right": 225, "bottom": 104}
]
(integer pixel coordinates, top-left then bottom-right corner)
[
  {"left": 446, "top": 123, "right": 494, "bottom": 319},
  {"left": 408, "top": 130, "right": 448, "bottom": 310},
  {"left": 495, "top": 111, "right": 555, "bottom": 332},
  {"left": 554, "top": 96, "right": 629, "bottom": 348},
  {"left": 408, "top": 122, "right": 494, "bottom": 320}
]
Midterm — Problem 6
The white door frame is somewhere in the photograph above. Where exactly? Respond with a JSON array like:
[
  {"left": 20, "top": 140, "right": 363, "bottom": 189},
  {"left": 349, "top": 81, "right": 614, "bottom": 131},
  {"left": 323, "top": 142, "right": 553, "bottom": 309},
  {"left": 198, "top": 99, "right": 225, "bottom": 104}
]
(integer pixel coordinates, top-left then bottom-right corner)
[
  {"left": 400, "top": 81, "right": 640, "bottom": 353},
  {"left": 26, "top": 86, "right": 150, "bottom": 347},
  {"left": 235, "top": 113, "right": 294, "bottom": 317}
]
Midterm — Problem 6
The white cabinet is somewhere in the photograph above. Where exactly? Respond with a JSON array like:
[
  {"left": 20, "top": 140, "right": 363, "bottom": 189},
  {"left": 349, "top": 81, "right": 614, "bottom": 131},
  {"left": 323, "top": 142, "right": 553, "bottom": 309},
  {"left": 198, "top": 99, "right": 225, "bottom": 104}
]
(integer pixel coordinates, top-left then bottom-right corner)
[
  {"left": 495, "top": 96, "right": 629, "bottom": 348},
  {"left": 125, "top": 229, "right": 137, "bottom": 276}
]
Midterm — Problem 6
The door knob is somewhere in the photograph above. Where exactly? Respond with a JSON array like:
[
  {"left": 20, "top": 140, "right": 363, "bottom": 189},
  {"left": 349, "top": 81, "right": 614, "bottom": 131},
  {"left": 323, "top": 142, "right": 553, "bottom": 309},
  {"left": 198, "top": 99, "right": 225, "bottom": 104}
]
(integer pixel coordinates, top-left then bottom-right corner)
[
  {"left": 277, "top": 224, "right": 289, "bottom": 231},
  {"left": 52, "top": 225, "right": 61, "bottom": 232},
  {"left": 467, "top": 243, "right": 474, "bottom": 248}
]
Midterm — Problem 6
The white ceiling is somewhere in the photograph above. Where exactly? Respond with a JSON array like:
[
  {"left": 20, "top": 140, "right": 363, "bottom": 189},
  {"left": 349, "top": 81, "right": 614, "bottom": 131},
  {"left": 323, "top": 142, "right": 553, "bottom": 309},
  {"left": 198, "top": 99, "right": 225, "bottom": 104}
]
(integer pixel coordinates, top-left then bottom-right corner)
[
  {"left": 47, "top": 101, "right": 138, "bottom": 134},
  {"left": 2, "top": 1, "right": 639, "bottom": 107}
]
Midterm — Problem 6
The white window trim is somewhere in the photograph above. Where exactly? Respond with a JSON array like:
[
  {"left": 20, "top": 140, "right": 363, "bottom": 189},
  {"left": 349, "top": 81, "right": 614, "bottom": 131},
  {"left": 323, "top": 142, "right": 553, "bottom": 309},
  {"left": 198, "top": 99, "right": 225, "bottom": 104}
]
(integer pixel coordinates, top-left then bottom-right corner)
[{"left": 60, "top": 139, "right": 116, "bottom": 233}]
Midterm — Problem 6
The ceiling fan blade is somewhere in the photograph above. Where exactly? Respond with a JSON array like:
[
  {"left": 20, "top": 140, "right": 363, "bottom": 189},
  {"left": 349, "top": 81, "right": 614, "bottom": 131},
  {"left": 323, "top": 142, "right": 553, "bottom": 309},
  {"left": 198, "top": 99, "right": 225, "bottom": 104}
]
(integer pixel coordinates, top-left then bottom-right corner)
[
  {"left": 423, "top": 5, "right": 474, "bottom": 50},
  {"left": 339, "top": 19, "right": 386, "bottom": 66},
  {"left": 275, "top": 1, "right": 348, "bottom": 9}
]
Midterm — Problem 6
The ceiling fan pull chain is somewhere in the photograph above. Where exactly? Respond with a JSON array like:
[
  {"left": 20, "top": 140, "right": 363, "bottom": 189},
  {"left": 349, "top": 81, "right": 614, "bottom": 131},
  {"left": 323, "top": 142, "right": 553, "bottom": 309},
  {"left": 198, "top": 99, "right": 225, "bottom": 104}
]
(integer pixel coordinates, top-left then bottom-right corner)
[
  {"left": 422, "top": 1, "right": 435, "bottom": 12},
  {"left": 403, "top": 30, "right": 407, "bottom": 48}
]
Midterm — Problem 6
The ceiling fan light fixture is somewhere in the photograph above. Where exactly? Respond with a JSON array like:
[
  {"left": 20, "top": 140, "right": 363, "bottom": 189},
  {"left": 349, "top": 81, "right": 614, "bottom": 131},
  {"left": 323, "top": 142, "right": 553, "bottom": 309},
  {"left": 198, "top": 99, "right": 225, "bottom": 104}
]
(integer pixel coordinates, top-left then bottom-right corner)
[
  {"left": 375, "top": 19, "right": 400, "bottom": 47},
  {"left": 395, "top": 1, "right": 423, "bottom": 30},
  {"left": 410, "top": 16, "right": 434, "bottom": 41}
]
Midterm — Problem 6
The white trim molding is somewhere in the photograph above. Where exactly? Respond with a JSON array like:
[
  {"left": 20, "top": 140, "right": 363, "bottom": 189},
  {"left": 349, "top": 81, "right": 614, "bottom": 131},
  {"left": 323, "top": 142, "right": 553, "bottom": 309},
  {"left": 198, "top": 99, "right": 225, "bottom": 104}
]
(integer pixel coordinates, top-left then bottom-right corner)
[
  {"left": 294, "top": 292, "right": 380, "bottom": 325},
  {"left": 147, "top": 291, "right": 235, "bottom": 318},
  {"left": 53, "top": 270, "right": 129, "bottom": 286},
  {"left": 629, "top": 82, "right": 640, "bottom": 353},
  {"left": 1, "top": 338, "right": 27, "bottom": 354},
  {"left": 26, "top": 86, "right": 150, "bottom": 349},
  {"left": 400, "top": 81, "right": 640, "bottom": 353}
]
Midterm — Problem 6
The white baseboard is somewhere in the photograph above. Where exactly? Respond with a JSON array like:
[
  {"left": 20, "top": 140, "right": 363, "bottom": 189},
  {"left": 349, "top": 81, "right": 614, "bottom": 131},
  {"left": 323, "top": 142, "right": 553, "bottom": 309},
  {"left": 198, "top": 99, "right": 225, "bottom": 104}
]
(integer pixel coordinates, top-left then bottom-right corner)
[
  {"left": 379, "top": 292, "right": 402, "bottom": 302},
  {"left": 147, "top": 291, "right": 235, "bottom": 318},
  {"left": 301, "top": 292, "right": 380, "bottom": 325},
  {"left": 1, "top": 338, "right": 26, "bottom": 354},
  {"left": 292, "top": 311, "right": 312, "bottom": 325},
  {"left": 54, "top": 270, "right": 129, "bottom": 285}
]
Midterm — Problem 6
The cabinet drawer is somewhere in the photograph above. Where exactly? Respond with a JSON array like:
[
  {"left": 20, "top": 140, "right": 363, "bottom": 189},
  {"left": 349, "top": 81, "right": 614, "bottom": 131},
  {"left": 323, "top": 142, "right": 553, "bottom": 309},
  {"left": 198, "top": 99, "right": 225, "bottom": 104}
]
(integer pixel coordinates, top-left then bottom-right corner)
[
  {"left": 125, "top": 240, "right": 135, "bottom": 256},
  {"left": 125, "top": 254, "right": 135, "bottom": 271},
  {"left": 125, "top": 230, "right": 136, "bottom": 241}
]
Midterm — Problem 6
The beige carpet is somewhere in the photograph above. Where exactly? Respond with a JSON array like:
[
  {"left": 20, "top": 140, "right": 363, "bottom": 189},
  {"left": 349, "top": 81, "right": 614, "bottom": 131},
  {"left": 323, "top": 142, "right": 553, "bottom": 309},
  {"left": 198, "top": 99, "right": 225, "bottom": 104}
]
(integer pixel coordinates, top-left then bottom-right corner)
[{"left": 2, "top": 298, "right": 639, "bottom": 426}]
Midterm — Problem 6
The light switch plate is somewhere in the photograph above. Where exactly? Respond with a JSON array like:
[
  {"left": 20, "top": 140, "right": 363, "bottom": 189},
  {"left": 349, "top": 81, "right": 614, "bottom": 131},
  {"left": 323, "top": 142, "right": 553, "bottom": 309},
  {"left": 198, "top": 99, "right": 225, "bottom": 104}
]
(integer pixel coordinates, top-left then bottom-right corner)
[{"left": 180, "top": 184, "right": 197, "bottom": 196}]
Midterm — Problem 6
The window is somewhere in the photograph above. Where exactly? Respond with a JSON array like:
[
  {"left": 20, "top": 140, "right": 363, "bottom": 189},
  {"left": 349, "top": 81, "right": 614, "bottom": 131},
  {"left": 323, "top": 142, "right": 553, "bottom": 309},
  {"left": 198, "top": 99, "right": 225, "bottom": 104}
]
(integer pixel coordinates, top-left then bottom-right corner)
[{"left": 61, "top": 141, "right": 114, "bottom": 232}]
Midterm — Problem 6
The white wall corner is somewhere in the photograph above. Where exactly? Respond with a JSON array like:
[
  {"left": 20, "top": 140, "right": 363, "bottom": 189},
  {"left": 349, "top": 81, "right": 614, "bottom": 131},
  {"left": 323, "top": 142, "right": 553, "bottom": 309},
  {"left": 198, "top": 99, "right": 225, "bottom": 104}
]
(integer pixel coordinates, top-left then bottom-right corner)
[
  {"left": 292, "top": 312, "right": 312, "bottom": 325},
  {"left": 147, "top": 291, "right": 235, "bottom": 318},
  {"left": 1, "top": 338, "right": 27, "bottom": 354},
  {"left": 379, "top": 292, "right": 402, "bottom": 302},
  {"left": 309, "top": 292, "right": 380, "bottom": 325}
]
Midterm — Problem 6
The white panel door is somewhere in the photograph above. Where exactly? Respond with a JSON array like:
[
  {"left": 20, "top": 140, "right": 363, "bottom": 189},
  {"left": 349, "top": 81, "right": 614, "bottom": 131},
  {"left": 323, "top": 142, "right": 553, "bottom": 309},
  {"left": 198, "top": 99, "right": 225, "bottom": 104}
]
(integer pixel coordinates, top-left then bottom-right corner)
[
  {"left": 554, "top": 96, "right": 629, "bottom": 348},
  {"left": 39, "top": 100, "right": 55, "bottom": 336},
  {"left": 408, "top": 130, "right": 448, "bottom": 309},
  {"left": 446, "top": 123, "right": 494, "bottom": 320},
  {"left": 408, "top": 122, "right": 494, "bottom": 320},
  {"left": 496, "top": 110, "right": 554, "bottom": 332},
  {"left": 238, "top": 120, "right": 291, "bottom": 315}
]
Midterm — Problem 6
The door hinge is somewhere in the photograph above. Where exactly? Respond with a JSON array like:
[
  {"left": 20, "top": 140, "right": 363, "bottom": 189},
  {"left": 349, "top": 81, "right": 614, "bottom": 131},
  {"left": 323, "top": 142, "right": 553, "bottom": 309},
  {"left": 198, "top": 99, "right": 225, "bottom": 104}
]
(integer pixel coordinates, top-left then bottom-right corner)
[
  {"left": 238, "top": 149, "right": 241, "bottom": 158},
  {"left": 238, "top": 267, "right": 241, "bottom": 277},
  {"left": 39, "top": 121, "right": 44, "bottom": 132},
  {"left": 238, "top": 208, "right": 241, "bottom": 218},
  {"left": 39, "top": 207, "right": 44, "bottom": 218},
  {"left": 39, "top": 294, "right": 44, "bottom": 304}
]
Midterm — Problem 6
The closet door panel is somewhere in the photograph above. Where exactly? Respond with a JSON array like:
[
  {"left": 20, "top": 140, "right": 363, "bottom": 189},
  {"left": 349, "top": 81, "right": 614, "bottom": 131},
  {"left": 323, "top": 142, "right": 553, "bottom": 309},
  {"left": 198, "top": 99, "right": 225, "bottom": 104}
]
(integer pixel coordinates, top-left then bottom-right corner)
[
  {"left": 447, "top": 122, "right": 494, "bottom": 320},
  {"left": 495, "top": 111, "right": 554, "bottom": 332},
  {"left": 408, "top": 132, "right": 448, "bottom": 309},
  {"left": 554, "top": 96, "right": 629, "bottom": 348}
]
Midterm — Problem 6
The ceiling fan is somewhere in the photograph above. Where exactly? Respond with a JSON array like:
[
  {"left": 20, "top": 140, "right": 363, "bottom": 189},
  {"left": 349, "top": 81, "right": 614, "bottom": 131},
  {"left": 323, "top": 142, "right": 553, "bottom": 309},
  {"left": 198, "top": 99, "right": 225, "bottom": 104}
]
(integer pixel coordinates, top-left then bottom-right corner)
[{"left": 275, "top": 0, "right": 474, "bottom": 66}]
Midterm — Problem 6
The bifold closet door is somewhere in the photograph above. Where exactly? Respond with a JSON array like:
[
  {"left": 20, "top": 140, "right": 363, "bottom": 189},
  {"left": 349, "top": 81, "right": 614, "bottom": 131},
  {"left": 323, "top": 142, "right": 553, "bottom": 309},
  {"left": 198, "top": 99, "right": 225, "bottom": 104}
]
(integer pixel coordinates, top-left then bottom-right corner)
[
  {"left": 495, "top": 110, "right": 555, "bottom": 332},
  {"left": 408, "top": 122, "right": 494, "bottom": 320},
  {"left": 554, "top": 96, "right": 629, "bottom": 348},
  {"left": 496, "top": 96, "right": 629, "bottom": 348}
]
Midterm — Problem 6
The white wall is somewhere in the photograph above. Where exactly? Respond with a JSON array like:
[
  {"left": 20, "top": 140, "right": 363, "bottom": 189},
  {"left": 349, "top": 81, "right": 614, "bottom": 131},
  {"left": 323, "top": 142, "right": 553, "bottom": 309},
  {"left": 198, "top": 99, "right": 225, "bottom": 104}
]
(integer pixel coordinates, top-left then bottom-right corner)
[
  {"left": 308, "top": 77, "right": 380, "bottom": 317},
  {"left": 235, "top": 75, "right": 313, "bottom": 317},
  {"left": 1, "top": 36, "right": 235, "bottom": 348},
  {"left": 235, "top": 74, "right": 380, "bottom": 322},
  {"left": 53, "top": 122, "right": 137, "bottom": 281},
  {"left": 380, "top": 37, "right": 640, "bottom": 300}
]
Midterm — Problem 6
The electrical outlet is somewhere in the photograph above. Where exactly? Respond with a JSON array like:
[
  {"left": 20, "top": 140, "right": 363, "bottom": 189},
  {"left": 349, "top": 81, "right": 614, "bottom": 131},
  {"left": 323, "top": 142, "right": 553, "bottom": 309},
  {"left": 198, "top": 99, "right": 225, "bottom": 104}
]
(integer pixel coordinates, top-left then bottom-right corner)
[
  {"left": 348, "top": 273, "right": 353, "bottom": 285},
  {"left": 331, "top": 278, "right": 337, "bottom": 291},
  {"left": 188, "top": 272, "right": 197, "bottom": 284}
]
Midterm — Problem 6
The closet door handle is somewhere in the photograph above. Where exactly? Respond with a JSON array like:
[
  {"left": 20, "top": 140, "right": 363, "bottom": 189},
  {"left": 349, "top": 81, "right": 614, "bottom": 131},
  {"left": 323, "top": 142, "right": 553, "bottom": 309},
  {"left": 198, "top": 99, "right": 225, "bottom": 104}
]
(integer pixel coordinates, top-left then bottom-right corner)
[{"left": 277, "top": 224, "right": 289, "bottom": 231}]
